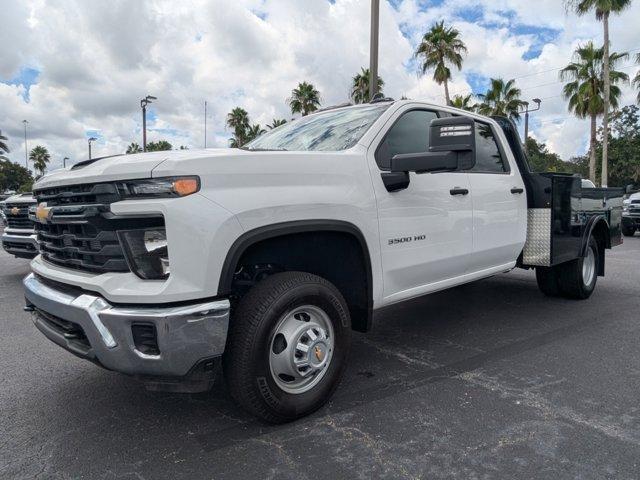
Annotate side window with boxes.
[375,110,438,169]
[471,122,508,173]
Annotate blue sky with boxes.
[1,0,639,171]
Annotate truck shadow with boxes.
[34,270,607,463]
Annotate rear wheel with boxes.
[621,223,636,237]
[224,271,351,423]
[557,236,599,299]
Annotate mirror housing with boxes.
[389,117,476,175]
[626,184,635,194]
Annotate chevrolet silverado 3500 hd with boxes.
[23,100,623,423]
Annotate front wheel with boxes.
[224,271,351,423]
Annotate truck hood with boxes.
[32,149,253,191]
[33,151,175,190]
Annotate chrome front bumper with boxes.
[23,273,230,378]
[1,230,38,259]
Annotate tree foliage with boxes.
[126,142,142,154]
[29,145,50,177]
[227,107,251,147]
[450,94,476,112]
[289,82,321,116]
[415,21,467,105]
[351,68,384,104]
[477,78,527,121]
[525,138,584,174]
[598,105,640,187]
[0,130,9,160]
[0,160,33,192]
[267,119,287,130]
[146,140,173,151]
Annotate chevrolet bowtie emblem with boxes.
[314,345,323,362]
[10,207,20,216]
[35,202,53,223]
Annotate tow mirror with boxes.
[389,117,476,175]
[626,184,634,194]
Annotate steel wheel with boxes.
[582,245,596,286]
[269,305,335,395]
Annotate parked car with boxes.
[1,192,38,258]
[622,191,640,237]
[23,100,623,423]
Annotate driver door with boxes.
[368,107,474,305]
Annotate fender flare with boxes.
[580,214,610,257]
[217,220,373,318]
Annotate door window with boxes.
[375,110,438,169]
[471,122,508,173]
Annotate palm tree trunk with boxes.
[589,114,597,183]
[443,79,451,106]
[601,11,610,188]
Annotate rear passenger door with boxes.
[465,121,527,273]
[369,107,474,305]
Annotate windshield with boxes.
[244,104,390,152]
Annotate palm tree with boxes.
[126,142,142,154]
[565,0,632,187]
[560,42,629,183]
[29,145,50,177]
[267,119,287,130]
[246,124,266,143]
[477,78,527,122]
[146,140,172,151]
[0,130,9,160]
[633,53,640,105]
[351,67,384,104]
[289,82,321,116]
[415,21,467,105]
[227,107,250,147]
[450,94,476,112]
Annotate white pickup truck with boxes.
[23,100,623,423]
[1,192,38,259]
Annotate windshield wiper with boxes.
[240,147,288,152]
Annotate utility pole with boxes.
[63,156,69,168]
[523,98,542,143]
[204,101,207,148]
[88,137,97,160]
[140,95,157,152]
[22,120,28,170]
[369,0,380,102]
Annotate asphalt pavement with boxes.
[1,231,640,479]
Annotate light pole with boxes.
[523,98,542,142]
[204,100,208,148]
[63,156,69,168]
[22,120,28,170]
[140,95,157,152]
[88,137,97,160]
[369,0,380,102]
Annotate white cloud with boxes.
[0,0,639,173]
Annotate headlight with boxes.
[118,228,170,280]
[117,176,200,199]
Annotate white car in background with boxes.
[1,193,39,258]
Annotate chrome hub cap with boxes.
[269,305,334,394]
[582,246,596,285]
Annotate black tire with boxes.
[535,266,561,296]
[621,223,636,237]
[223,271,351,423]
[557,236,599,299]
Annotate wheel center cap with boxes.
[309,341,328,367]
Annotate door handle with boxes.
[450,188,469,196]
[510,187,524,194]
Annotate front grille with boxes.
[2,241,36,251]
[36,307,91,351]
[2,203,34,229]
[34,183,164,273]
